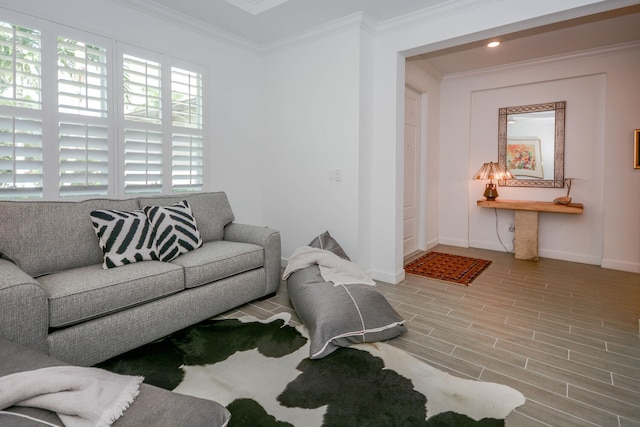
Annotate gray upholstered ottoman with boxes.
[0,338,230,427]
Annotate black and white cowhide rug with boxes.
[97,313,525,426]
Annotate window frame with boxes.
[0,12,45,199]
[0,11,206,201]
[117,43,205,198]
[54,26,114,198]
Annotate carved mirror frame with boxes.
[498,101,566,188]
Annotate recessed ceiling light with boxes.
[487,41,501,48]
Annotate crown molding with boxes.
[442,40,640,80]
[260,11,377,54]
[112,0,495,56]
[376,0,499,36]
[111,0,262,53]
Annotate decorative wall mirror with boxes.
[498,101,566,188]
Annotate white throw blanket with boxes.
[282,246,376,286]
[0,366,143,427]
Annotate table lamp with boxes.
[473,161,513,200]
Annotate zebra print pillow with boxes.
[144,200,203,262]
[90,209,158,269]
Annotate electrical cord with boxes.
[494,208,514,253]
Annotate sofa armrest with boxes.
[224,223,281,294]
[0,258,48,353]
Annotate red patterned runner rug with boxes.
[404,251,491,286]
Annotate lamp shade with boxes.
[473,162,513,181]
[473,161,512,200]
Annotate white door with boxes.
[404,87,421,256]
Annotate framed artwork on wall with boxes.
[634,129,640,169]
[506,137,543,178]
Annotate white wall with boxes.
[262,28,364,261]
[0,0,266,224]
[441,46,640,272]
[369,0,639,282]
[4,0,637,276]
[451,69,607,264]
[413,44,640,273]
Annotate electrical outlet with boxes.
[508,224,515,232]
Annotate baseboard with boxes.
[437,238,470,248]
[601,258,640,274]
[538,249,600,266]
[469,240,512,253]
[423,238,439,251]
[369,268,405,285]
[471,240,640,273]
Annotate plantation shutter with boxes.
[171,67,202,192]
[0,22,43,198]
[57,38,109,197]
[123,54,162,194]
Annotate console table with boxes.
[477,199,584,261]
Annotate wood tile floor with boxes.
[225,245,640,426]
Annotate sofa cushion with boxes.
[137,192,234,243]
[90,208,158,268]
[144,200,203,262]
[37,261,185,328]
[0,198,139,277]
[171,240,264,288]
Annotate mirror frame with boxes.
[498,101,566,188]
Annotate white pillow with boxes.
[90,209,158,269]
[144,200,203,262]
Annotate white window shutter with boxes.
[0,115,43,197]
[0,15,206,200]
[123,127,163,194]
[123,54,164,194]
[57,37,109,197]
[58,121,109,196]
[171,66,203,192]
[0,22,43,198]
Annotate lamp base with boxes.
[484,183,499,200]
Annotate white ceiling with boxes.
[130,0,640,75]
[136,0,449,45]
[411,5,640,75]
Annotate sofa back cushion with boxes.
[0,198,139,277]
[137,192,234,243]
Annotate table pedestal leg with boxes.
[514,210,539,261]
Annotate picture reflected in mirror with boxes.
[498,101,565,188]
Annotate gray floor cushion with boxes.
[286,233,406,359]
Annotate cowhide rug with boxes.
[97,313,525,426]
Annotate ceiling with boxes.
[134,0,640,75]
[410,4,640,75]
[138,0,450,45]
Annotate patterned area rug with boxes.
[97,314,524,426]
[405,251,492,285]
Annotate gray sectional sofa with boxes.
[0,337,231,426]
[0,192,281,367]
